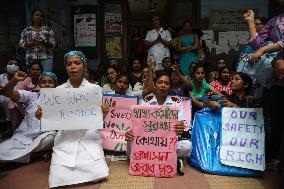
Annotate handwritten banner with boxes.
[129,105,178,178]
[100,95,138,151]
[220,107,265,171]
[40,87,103,131]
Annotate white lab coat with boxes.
[48,79,109,188]
[0,90,56,163]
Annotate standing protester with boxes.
[177,20,199,76]
[145,16,172,73]
[19,9,56,72]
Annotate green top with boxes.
[192,80,211,99]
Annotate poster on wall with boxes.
[106,37,122,58]
[105,12,122,35]
[209,9,254,30]
[74,14,96,47]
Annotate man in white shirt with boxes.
[145,16,172,72]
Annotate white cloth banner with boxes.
[40,87,103,131]
[220,107,265,171]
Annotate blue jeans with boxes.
[26,58,53,72]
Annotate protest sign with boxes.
[129,105,178,177]
[220,107,265,171]
[177,96,191,131]
[40,87,103,131]
[100,94,138,151]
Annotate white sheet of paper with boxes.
[220,107,265,171]
[40,87,103,131]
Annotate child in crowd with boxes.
[0,71,57,163]
[36,51,109,188]
[125,72,192,175]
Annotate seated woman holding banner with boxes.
[124,72,192,175]
[221,72,259,108]
[0,71,57,163]
[36,51,109,188]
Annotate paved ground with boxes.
[0,158,283,189]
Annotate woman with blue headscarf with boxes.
[36,50,109,188]
[0,71,57,163]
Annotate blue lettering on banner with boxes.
[57,107,97,120]
[43,93,61,106]
[225,150,264,166]
[66,91,89,105]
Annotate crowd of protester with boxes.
[0,1,284,187]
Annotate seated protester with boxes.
[105,73,132,96]
[84,66,98,85]
[154,56,174,77]
[209,66,232,96]
[6,61,44,135]
[132,59,155,97]
[21,61,43,92]
[0,57,29,139]
[0,71,57,163]
[129,58,143,88]
[36,51,109,188]
[184,62,198,82]
[221,72,259,108]
[189,64,222,111]
[0,57,21,122]
[169,66,192,97]
[208,70,219,83]
[125,72,192,175]
[102,65,132,94]
[215,58,226,71]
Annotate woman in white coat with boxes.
[0,71,57,163]
[36,51,109,188]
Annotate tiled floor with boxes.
[0,159,283,189]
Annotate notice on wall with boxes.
[129,105,179,177]
[209,9,249,30]
[100,95,138,152]
[74,14,96,47]
[40,87,103,131]
[106,37,122,58]
[220,107,265,171]
[105,12,122,35]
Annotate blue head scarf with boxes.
[39,72,58,85]
[64,50,87,65]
